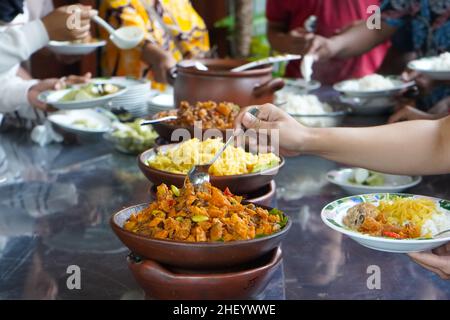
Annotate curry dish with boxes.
[157,101,240,129]
[123,181,288,242]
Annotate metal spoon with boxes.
[140,115,177,126]
[432,229,450,238]
[187,134,237,189]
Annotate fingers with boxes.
[408,251,450,279]
[387,108,408,123]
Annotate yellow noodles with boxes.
[148,138,280,176]
[378,198,436,231]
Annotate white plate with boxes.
[147,93,174,109]
[47,40,106,55]
[408,59,450,80]
[334,76,415,98]
[38,84,127,110]
[283,78,321,92]
[321,193,450,253]
[48,109,113,137]
[327,168,422,195]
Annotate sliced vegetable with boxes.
[191,215,209,223]
[171,185,180,197]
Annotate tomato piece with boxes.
[382,231,403,239]
[223,187,233,197]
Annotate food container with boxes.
[127,247,282,300]
[170,59,285,108]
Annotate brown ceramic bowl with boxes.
[127,247,282,300]
[148,180,276,207]
[137,144,285,194]
[110,203,291,270]
[151,110,229,143]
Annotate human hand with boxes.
[402,70,435,95]
[388,105,435,123]
[304,34,337,60]
[141,43,177,84]
[27,72,91,111]
[41,5,97,42]
[409,243,450,280]
[234,104,305,157]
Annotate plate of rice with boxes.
[408,52,450,80]
[321,193,450,253]
[333,74,415,98]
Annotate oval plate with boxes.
[47,40,106,55]
[327,168,422,195]
[333,76,415,98]
[321,193,450,253]
[38,84,127,110]
[408,58,450,81]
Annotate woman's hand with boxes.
[27,72,91,111]
[41,5,96,42]
[388,105,436,123]
[409,243,450,280]
[234,104,306,156]
[141,43,177,84]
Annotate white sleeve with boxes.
[0,20,49,73]
[0,76,38,114]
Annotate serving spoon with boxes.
[91,15,144,49]
[187,134,238,189]
[140,115,178,126]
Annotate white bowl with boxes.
[47,40,106,55]
[408,58,450,80]
[48,108,113,138]
[338,95,395,115]
[326,168,422,195]
[38,84,127,110]
[321,193,450,253]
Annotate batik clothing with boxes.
[99,0,209,89]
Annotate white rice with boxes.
[277,93,334,127]
[340,74,396,91]
[421,208,450,237]
[424,52,450,71]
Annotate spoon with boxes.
[92,15,144,49]
[187,134,237,189]
[432,228,450,238]
[140,115,177,126]
[231,54,301,72]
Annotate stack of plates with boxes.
[93,77,151,117]
[147,87,175,116]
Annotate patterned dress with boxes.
[99,0,210,89]
[381,0,450,106]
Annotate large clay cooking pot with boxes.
[170,59,284,108]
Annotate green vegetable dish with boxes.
[348,168,385,186]
[59,83,120,102]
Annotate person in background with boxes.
[301,0,449,109]
[266,0,390,85]
[234,103,450,279]
[388,96,450,123]
[0,1,95,129]
[0,2,95,73]
[99,0,210,89]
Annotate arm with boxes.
[303,118,450,175]
[309,21,396,60]
[236,104,450,176]
[0,20,49,73]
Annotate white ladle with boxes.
[92,15,144,50]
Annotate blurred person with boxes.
[0,2,96,72]
[266,0,390,85]
[235,103,450,279]
[99,0,209,88]
[0,1,95,129]
[300,0,450,107]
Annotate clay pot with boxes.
[127,247,283,300]
[170,59,284,108]
[110,203,291,270]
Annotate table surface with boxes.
[0,114,449,300]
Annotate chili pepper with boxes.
[224,187,233,197]
[382,231,403,239]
